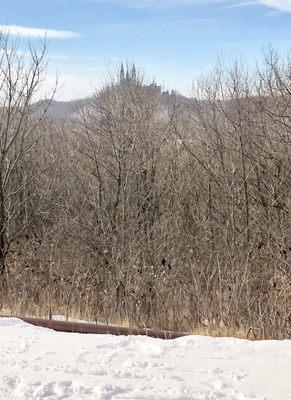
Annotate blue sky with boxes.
[1,0,290,100]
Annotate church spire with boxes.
[120,63,125,81]
[132,63,137,81]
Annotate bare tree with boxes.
[0,32,55,277]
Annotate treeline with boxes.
[0,34,290,338]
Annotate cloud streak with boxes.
[0,25,81,39]
[259,0,291,12]
[86,0,291,12]
[84,0,229,8]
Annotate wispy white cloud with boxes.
[223,1,258,9]
[0,25,81,39]
[86,0,291,12]
[259,0,291,12]
[84,0,228,8]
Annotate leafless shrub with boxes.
[1,50,290,339]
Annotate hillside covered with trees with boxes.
[0,34,290,339]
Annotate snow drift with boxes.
[0,317,290,400]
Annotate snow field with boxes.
[0,318,290,400]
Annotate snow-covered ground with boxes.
[0,318,290,400]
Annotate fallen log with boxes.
[0,315,188,340]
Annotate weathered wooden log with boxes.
[0,315,188,340]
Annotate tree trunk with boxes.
[0,174,6,276]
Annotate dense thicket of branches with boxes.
[0,36,290,339]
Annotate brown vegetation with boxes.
[0,35,290,339]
